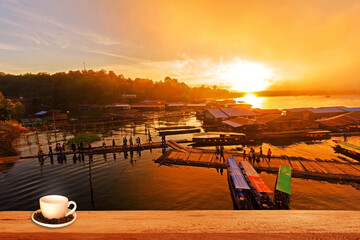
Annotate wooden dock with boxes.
[155,145,360,185]
[20,141,168,159]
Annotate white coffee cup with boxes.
[40,195,77,219]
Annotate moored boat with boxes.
[239,161,274,210]
[333,140,360,161]
[274,165,291,209]
[227,158,252,210]
[191,132,251,146]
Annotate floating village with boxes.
[13,96,360,211]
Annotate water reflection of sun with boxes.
[235,94,264,108]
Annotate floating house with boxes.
[256,114,318,132]
[285,107,346,121]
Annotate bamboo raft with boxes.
[155,147,360,185]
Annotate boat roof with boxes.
[276,165,291,195]
[240,161,272,193]
[193,132,246,136]
[228,158,250,190]
[334,140,360,152]
[306,130,331,134]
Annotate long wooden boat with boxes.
[191,132,251,146]
[239,161,274,210]
[252,130,331,141]
[333,140,360,161]
[158,128,201,136]
[227,158,252,210]
[274,165,291,209]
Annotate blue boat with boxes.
[227,158,252,210]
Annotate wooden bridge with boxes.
[155,142,360,185]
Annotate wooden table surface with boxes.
[0,210,360,239]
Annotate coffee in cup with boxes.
[39,195,77,219]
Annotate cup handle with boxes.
[66,201,77,216]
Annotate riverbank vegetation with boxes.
[0,70,237,109]
[66,132,101,147]
[0,92,24,121]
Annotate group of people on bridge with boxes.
[243,146,272,164]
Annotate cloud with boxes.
[0,42,21,51]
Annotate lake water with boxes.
[1,95,360,211]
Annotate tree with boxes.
[0,92,24,120]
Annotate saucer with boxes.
[31,209,77,228]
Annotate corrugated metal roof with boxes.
[308,108,345,113]
[35,111,47,116]
[316,112,360,127]
[207,109,228,118]
[228,158,250,190]
[340,107,360,112]
[284,108,314,112]
[222,120,242,128]
[220,107,259,117]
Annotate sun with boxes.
[220,59,274,92]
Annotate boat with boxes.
[239,161,274,210]
[252,130,331,141]
[304,130,331,140]
[227,158,253,210]
[274,165,291,209]
[191,132,251,146]
[158,128,201,136]
[332,140,360,161]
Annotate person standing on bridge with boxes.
[148,133,152,143]
[39,144,43,155]
[102,138,106,148]
[129,135,133,146]
[220,146,225,163]
[215,146,220,159]
[48,144,53,155]
[112,139,115,147]
[62,143,66,152]
[123,136,127,147]
[136,136,141,147]
[267,148,272,162]
[259,146,264,161]
[162,134,166,144]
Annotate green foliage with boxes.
[0,92,24,120]
[0,70,236,109]
[66,132,101,147]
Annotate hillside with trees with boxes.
[0,70,237,109]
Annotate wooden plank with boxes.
[334,164,360,176]
[289,160,305,172]
[1,211,360,239]
[300,161,319,173]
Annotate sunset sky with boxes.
[0,0,359,92]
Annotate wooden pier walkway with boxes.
[20,141,168,159]
[155,148,360,185]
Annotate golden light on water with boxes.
[219,59,274,92]
[235,94,264,108]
